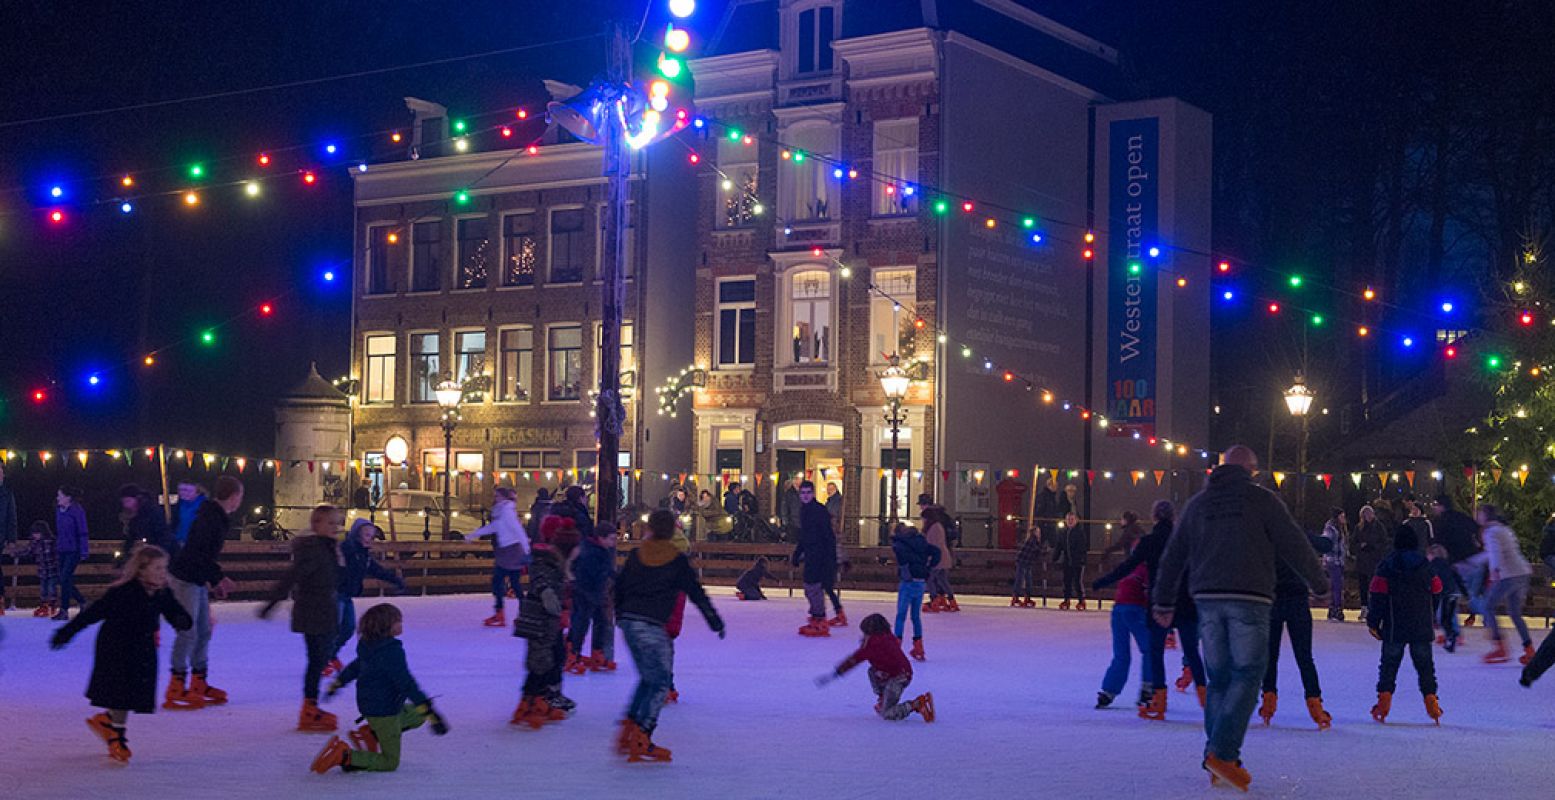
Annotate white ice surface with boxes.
[0,590,1549,799]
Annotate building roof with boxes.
[283,363,350,405]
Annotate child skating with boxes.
[23,520,60,617]
[50,545,192,763]
[312,603,448,773]
[566,518,618,673]
[327,519,406,676]
[1367,525,1444,724]
[891,523,940,661]
[735,555,773,600]
[1010,523,1042,607]
[1090,537,1155,712]
[511,516,579,727]
[259,504,342,732]
[814,613,934,722]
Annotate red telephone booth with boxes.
[995,478,1027,549]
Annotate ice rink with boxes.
[1,590,1549,799]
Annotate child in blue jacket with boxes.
[313,603,447,773]
[567,523,618,673]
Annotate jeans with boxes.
[895,580,926,640]
[303,633,333,700]
[40,576,58,602]
[492,567,524,612]
[803,582,826,618]
[57,550,86,611]
[1151,613,1206,690]
[568,593,614,659]
[823,576,844,616]
[620,618,674,734]
[869,669,916,720]
[1062,560,1085,602]
[1483,574,1532,646]
[1455,555,1488,611]
[170,578,212,674]
[1012,563,1034,597]
[1196,599,1272,763]
[1325,562,1345,614]
[332,595,356,659]
[928,567,954,600]
[1377,641,1437,695]
[349,705,425,772]
[1435,592,1461,641]
[1102,604,1155,696]
[1263,595,1322,697]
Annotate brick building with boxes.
[686,1,1212,544]
[346,99,695,522]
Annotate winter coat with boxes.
[262,534,340,636]
[614,539,724,633]
[170,495,205,550]
[549,498,594,539]
[571,538,616,605]
[123,497,172,554]
[169,501,230,588]
[528,497,553,532]
[1274,533,1331,600]
[337,531,405,598]
[337,637,429,718]
[1434,508,1481,563]
[790,501,838,584]
[779,486,803,531]
[924,517,954,571]
[722,490,741,516]
[1483,522,1532,580]
[735,560,772,597]
[1016,530,1044,566]
[1061,522,1088,568]
[513,548,565,640]
[0,483,16,545]
[471,499,531,571]
[53,581,191,713]
[1096,519,1196,614]
[27,536,59,580]
[55,502,90,554]
[1367,549,1441,644]
[1428,555,1464,598]
[1104,521,1145,558]
[694,500,731,539]
[1404,516,1433,555]
[1092,529,1149,606]
[1349,519,1389,577]
[1153,464,1326,609]
[891,530,941,581]
[1321,520,1347,567]
[836,631,913,681]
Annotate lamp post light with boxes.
[1284,375,1315,516]
[878,355,922,533]
[434,376,464,538]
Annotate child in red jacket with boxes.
[815,613,934,722]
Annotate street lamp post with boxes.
[879,356,912,528]
[434,377,464,539]
[1284,375,1314,517]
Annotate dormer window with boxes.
[796,4,836,75]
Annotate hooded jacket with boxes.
[571,536,616,604]
[170,500,230,587]
[791,500,838,584]
[261,533,340,636]
[1368,547,1441,644]
[1152,464,1326,609]
[338,520,406,598]
[56,501,90,555]
[471,499,531,571]
[337,636,429,718]
[891,529,941,581]
[614,538,723,633]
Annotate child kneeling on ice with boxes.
[815,613,934,722]
[735,556,773,600]
[313,603,448,773]
[1367,525,1444,724]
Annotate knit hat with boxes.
[543,517,581,554]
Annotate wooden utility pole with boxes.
[594,19,631,532]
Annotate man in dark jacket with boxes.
[790,481,838,634]
[120,484,172,559]
[0,464,16,612]
[1366,525,1442,723]
[166,476,242,709]
[1151,446,1326,791]
[1431,493,1485,620]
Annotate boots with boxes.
[910,638,925,661]
[1022,597,1036,608]
[191,670,227,705]
[1306,697,1332,730]
[799,617,832,637]
[565,652,590,675]
[828,611,849,627]
[298,699,338,732]
[627,726,673,763]
[945,598,960,612]
[1095,691,1115,709]
[1175,666,1194,692]
[616,719,640,755]
[912,692,936,722]
[1010,597,1022,608]
[32,603,50,617]
[1058,600,1071,611]
[1484,641,1510,664]
[348,723,379,753]
[162,672,204,710]
[923,597,942,613]
[521,696,567,729]
[590,650,617,672]
[1076,599,1088,611]
[1257,691,1277,725]
[510,697,532,726]
[483,610,506,628]
[1203,755,1251,792]
[310,736,350,773]
[1424,693,1443,724]
[1370,691,1392,723]
[1520,644,1537,666]
[1196,685,1207,708]
[1139,688,1167,721]
[86,713,131,762]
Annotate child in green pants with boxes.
[311,603,447,773]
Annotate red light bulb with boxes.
[1445,346,1458,359]
[1217,260,1231,273]
[302,171,317,185]
[1267,302,1281,314]
[49,209,64,224]
[260,303,274,316]
[961,201,974,213]
[258,153,271,166]
[1003,371,1014,383]
[527,145,539,155]
[32,389,46,403]
[516,109,528,119]
[689,153,700,164]
[1521,311,1534,326]
[1082,248,1094,260]
[501,126,513,138]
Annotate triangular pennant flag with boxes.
[76,451,88,468]
[754,473,763,486]
[307,460,316,473]
[1085,470,1095,484]
[1464,466,1476,480]
[1131,471,1143,486]
[185,451,194,468]
[1404,470,1415,487]
[1518,470,1530,487]
[1376,471,1388,487]
[677,473,686,485]
[1491,468,1503,483]
[1350,472,1363,488]
[203,453,216,469]
[1152,470,1166,486]
[1320,474,1333,490]
[633,469,642,480]
[1049,468,1060,484]
[1273,472,1286,488]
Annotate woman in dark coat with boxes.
[51,544,191,762]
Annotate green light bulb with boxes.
[1288,275,1303,288]
[200,330,215,345]
[934,200,948,215]
[1022,217,1036,229]
[1310,314,1324,326]
[453,119,467,133]
[189,164,204,179]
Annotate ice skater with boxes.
[1090,526,1155,713]
[1426,544,1464,652]
[511,516,579,727]
[1257,528,1334,729]
[165,475,241,711]
[891,522,940,661]
[921,501,958,612]
[471,486,531,628]
[1366,525,1444,724]
[50,545,192,763]
[1010,522,1042,607]
[814,613,934,722]
[613,509,724,762]
[259,504,342,732]
[1058,512,1088,610]
[326,519,406,676]
[1476,504,1534,665]
[18,520,60,618]
[567,518,618,673]
[312,603,448,774]
[735,555,773,600]
[791,480,842,635]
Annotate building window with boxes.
[783,123,835,222]
[774,422,844,442]
[363,334,396,404]
[409,332,440,403]
[367,226,403,295]
[499,450,565,471]
[717,137,760,228]
[454,331,486,384]
[548,324,583,401]
[502,213,537,287]
[497,327,533,402]
[1436,329,1469,344]
[873,119,919,216]
[717,278,757,367]
[456,217,490,289]
[549,208,586,284]
[787,270,832,364]
[595,321,636,388]
[869,268,917,362]
[714,427,745,478]
[796,5,836,75]
[410,220,443,293]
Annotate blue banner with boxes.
[1106,117,1159,437]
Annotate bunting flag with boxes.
[1350,472,1363,488]
[1320,473,1333,490]
[1464,466,1476,480]
[1085,470,1095,485]
[1404,470,1415,487]
[1152,470,1166,486]
[184,451,194,468]
[1376,471,1389,487]
[307,461,316,473]
[1273,472,1286,488]
[1131,470,1143,486]
[1518,469,1530,487]
[1490,468,1503,483]
[1049,468,1060,484]
[76,451,88,468]
[203,453,216,469]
